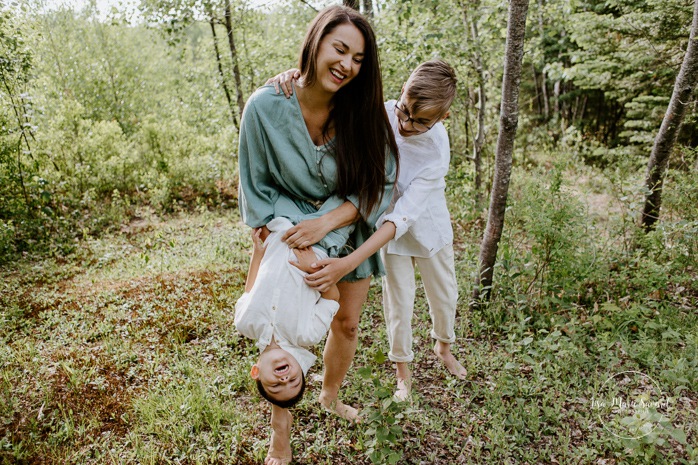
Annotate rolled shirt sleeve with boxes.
[379,169,446,240]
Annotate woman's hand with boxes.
[282,217,330,249]
[264,68,301,98]
[302,257,353,293]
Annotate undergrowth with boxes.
[1,149,697,464]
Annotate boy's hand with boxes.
[264,68,300,98]
[302,257,353,293]
[290,247,317,273]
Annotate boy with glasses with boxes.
[268,59,465,401]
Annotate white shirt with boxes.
[234,217,340,374]
[378,100,454,258]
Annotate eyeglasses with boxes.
[394,99,435,133]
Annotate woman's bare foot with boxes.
[319,391,360,423]
[266,406,292,465]
[434,341,467,379]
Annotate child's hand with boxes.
[290,247,317,273]
[264,68,300,98]
[251,228,266,256]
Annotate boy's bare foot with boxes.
[434,341,467,379]
[319,392,360,423]
[266,407,292,465]
[394,362,412,401]
[394,376,411,401]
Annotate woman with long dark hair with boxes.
[237,5,397,463]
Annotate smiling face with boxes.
[313,23,365,95]
[395,92,447,138]
[251,347,304,402]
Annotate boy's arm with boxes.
[291,247,341,301]
[381,173,445,242]
[300,221,397,293]
[244,229,266,292]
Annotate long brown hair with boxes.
[298,5,398,218]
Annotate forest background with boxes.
[1,0,697,463]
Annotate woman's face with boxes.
[314,23,365,94]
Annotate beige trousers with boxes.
[380,244,458,363]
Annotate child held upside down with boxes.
[234,217,340,465]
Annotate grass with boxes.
[1,161,697,464]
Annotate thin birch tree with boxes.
[472,0,530,304]
[460,0,488,207]
[641,0,698,231]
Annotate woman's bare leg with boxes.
[319,277,371,422]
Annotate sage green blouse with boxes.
[238,85,396,281]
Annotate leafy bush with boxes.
[496,164,605,311]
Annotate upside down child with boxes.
[234,217,340,465]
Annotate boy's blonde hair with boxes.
[403,59,457,117]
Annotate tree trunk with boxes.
[344,0,359,10]
[223,0,245,121]
[472,0,530,304]
[361,0,373,16]
[537,0,549,120]
[209,16,238,127]
[641,0,698,231]
[461,0,487,208]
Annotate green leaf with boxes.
[667,427,687,445]
[373,350,386,364]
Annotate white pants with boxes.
[380,244,458,363]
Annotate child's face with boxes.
[394,92,447,138]
[251,347,304,402]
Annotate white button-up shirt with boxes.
[234,217,340,374]
[378,100,454,258]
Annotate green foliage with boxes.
[495,163,603,311]
[358,364,408,465]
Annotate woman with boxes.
[238,4,398,431]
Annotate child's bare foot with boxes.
[319,391,360,423]
[266,407,292,465]
[394,376,411,401]
[434,341,467,379]
[394,362,412,401]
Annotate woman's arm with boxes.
[282,200,360,248]
[238,94,280,228]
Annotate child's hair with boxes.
[255,372,306,409]
[403,59,457,118]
